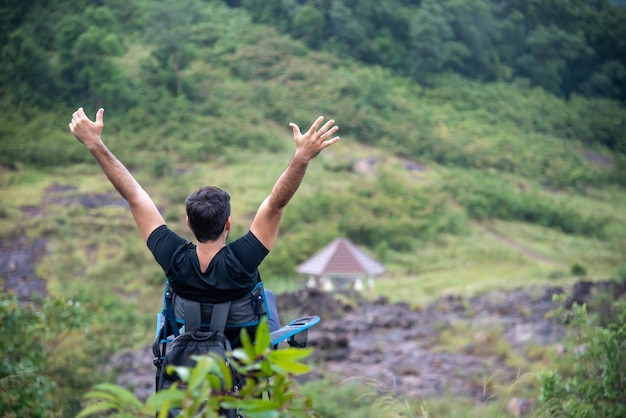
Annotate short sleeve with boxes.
[228,231,269,273]
[147,225,188,272]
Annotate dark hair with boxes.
[185,186,231,242]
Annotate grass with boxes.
[379,243,558,307]
[3,142,624,310]
[300,375,529,418]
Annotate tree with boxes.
[0,25,56,105]
[442,0,502,81]
[140,0,211,97]
[407,0,469,87]
[55,6,126,106]
[516,25,593,96]
[0,0,34,46]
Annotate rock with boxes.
[507,398,532,417]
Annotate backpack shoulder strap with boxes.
[181,297,202,333]
[210,301,232,333]
[183,298,232,334]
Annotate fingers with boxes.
[70,107,86,128]
[95,108,104,126]
[299,117,337,137]
[289,122,302,137]
[292,116,340,145]
[318,118,335,134]
[307,116,325,134]
[69,107,104,127]
[315,118,339,148]
[323,135,341,147]
[69,107,105,141]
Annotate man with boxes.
[69,107,339,343]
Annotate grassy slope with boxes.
[2,139,623,321]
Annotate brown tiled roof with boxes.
[295,238,385,277]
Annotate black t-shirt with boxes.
[147,225,269,303]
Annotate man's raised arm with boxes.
[69,107,165,242]
[250,116,340,250]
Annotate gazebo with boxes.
[295,237,385,293]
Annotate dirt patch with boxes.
[1,183,128,301]
[483,226,564,266]
[0,233,47,301]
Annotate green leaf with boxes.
[89,383,143,410]
[268,348,313,362]
[146,389,186,411]
[215,355,233,389]
[83,390,119,403]
[267,348,313,374]
[233,398,281,413]
[169,365,190,382]
[254,317,271,357]
[269,358,311,375]
[240,323,257,361]
[188,356,213,390]
[231,347,252,363]
[76,401,121,418]
[206,373,223,391]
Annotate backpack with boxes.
[152,281,269,417]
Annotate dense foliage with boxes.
[538,296,626,417]
[1,0,625,161]
[234,0,626,104]
[0,293,112,417]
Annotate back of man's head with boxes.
[185,186,231,242]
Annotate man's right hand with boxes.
[69,107,105,148]
[289,116,340,162]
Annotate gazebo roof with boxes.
[295,238,385,277]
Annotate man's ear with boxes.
[185,216,191,230]
[224,217,231,232]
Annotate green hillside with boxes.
[1,0,625,416]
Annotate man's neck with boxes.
[196,240,224,272]
[195,230,228,271]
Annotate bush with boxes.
[537,297,626,417]
[445,171,609,238]
[0,293,93,417]
[570,263,587,277]
[0,295,54,418]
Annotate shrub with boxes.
[0,293,93,417]
[537,297,626,417]
[445,171,609,238]
[570,263,587,277]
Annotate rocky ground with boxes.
[106,279,625,409]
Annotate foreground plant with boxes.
[78,319,315,418]
[537,295,626,418]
